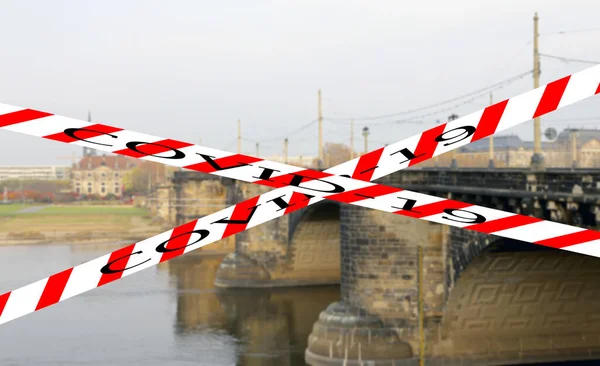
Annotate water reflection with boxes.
[168,253,340,366]
[3,243,600,365]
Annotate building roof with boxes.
[459,131,578,153]
[552,128,600,149]
[75,155,139,170]
[460,135,528,152]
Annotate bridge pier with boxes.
[306,204,448,365]
[215,190,342,288]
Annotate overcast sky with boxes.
[0,0,599,165]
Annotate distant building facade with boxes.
[0,166,71,181]
[418,128,600,168]
[71,156,138,197]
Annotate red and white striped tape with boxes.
[0,67,598,190]
[1,183,599,325]
[0,65,600,325]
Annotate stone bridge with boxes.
[165,168,600,365]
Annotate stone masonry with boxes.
[166,168,600,365]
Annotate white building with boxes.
[0,166,71,181]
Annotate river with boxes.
[0,244,339,366]
[3,243,600,366]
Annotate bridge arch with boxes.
[286,201,341,282]
[447,226,503,292]
[436,242,600,364]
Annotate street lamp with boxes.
[362,127,370,154]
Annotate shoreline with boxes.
[0,233,166,248]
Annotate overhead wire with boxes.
[545,117,600,122]
[361,87,501,126]
[244,119,317,143]
[540,28,600,36]
[223,138,237,151]
[539,53,600,65]
[323,70,533,121]
[324,118,423,125]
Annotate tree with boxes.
[323,142,353,167]
[122,167,150,194]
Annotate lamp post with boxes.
[489,93,495,169]
[448,114,459,168]
[362,126,370,154]
[531,12,545,169]
[571,130,579,168]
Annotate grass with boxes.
[26,205,149,216]
[0,203,33,215]
[0,216,133,232]
[0,204,155,238]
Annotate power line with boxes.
[324,70,533,121]
[539,53,600,65]
[223,139,237,151]
[545,121,600,129]
[324,118,423,125]
[288,133,318,144]
[362,89,501,126]
[540,28,600,36]
[545,117,600,122]
[244,119,317,143]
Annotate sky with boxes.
[0,0,599,165]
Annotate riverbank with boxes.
[0,204,170,246]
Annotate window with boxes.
[114,185,120,193]
[115,172,119,177]
[76,188,80,194]
[101,187,106,193]
[87,172,92,178]
[87,187,92,193]
[101,172,106,178]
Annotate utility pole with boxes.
[489,93,495,168]
[362,127,370,154]
[283,138,289,164]
[571,130,578,168]
[318,89,323,165]
[255,142,259,158]
[418,245,425,366]
[350,119,355,159]
[448,114,459,168]
[237,119,241,154]
[531,12,544,169]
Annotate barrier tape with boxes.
[0,67,598,210]
[1,65,600,325]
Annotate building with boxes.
[71,156,138,197]
[82,111,98,158]
[416,128,600,168]
[550,128,600,167]
[0,166,71,181]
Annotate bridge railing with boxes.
[379,168,600,198]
